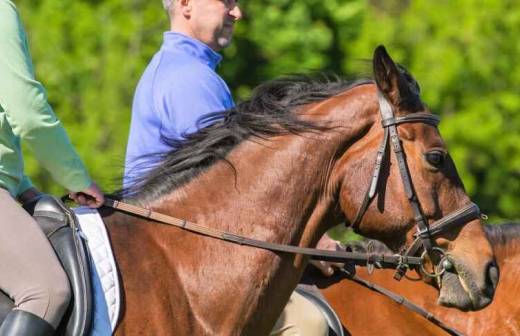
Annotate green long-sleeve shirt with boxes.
[0,0,91,198]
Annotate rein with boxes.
[102,197,422,268]
[101,198,478,271]
[338,267,465,336]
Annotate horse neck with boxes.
[492,238,520,279]
[113,84,379,334]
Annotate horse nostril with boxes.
[485,260,499,295]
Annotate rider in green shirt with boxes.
[0,1,104,334]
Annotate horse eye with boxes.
[424,151,446,167]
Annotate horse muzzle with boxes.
[437,256,498,311]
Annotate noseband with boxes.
[350,92,481,280]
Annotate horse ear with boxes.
[373,45,420,110]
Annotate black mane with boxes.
[122,75,372,203]
[484,222,520,246]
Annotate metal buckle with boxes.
[420,247,448,278]
[393,255,409,281]
[396,255,409,272]
[366,241,383,274]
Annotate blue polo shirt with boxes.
[124,32,234,186]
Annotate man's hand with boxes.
[310,234,344,276]
[17,187,42,205]
[69,182,105,208]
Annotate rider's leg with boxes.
[0,188,71,331]
[270,290,328,336]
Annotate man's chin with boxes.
[217,36,233,49]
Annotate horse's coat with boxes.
[315,223,520,335]
[100,47,496,335]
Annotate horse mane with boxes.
[122,74,372,203]
[484,222,520,246]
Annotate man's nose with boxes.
[230,5,242,20]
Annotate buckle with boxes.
[420,247,449,278]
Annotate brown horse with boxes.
[100,46,496,335]
[314,223,520,336]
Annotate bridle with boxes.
[94,90,482,279]
[350,91,482,280]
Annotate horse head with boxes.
[331,46,497,311]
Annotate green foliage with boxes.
[18,0,167,192]
[15,0,520,223]
[344,0,520,221]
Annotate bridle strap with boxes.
[351,95,440,245]
[349,92,480,280]
[102,198,422,268]
[350,126,389,228]
[382,114,441,127]
[384,101,436,256]
[402,202,481,264]
[423,202,481,237]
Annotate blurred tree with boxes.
[345,0,520,221]
[17,0,167,191]
[222,0,365,98]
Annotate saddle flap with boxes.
[31,196,93,336]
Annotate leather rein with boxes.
[338,267,464,336]
[102,197,421,268]
[99,91,481,275]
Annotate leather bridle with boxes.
[350,91,482,280]
[93,90,482,279]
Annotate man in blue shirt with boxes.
[124,1,235,184]
[125,1,336,335]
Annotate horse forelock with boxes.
[121,75,373,203]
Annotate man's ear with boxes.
[179,0,192,17]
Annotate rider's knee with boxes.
[296,297,328,336]
[19,267,72,320]
[45,268,72,317]
[15,268,70,318]
[271,291,328,336]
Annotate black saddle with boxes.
[0,195,93,336]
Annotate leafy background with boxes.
[16,0,520,231]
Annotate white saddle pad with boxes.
[74,207,121,331]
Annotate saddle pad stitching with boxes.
[73,207,121,331]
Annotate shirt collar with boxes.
[162,32,223,69]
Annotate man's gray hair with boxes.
[162,0,173,12]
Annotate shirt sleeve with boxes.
[157,65,235,139]
[17,174,33,195]
[0,0,91,192]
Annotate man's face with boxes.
[190,0,242,51]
